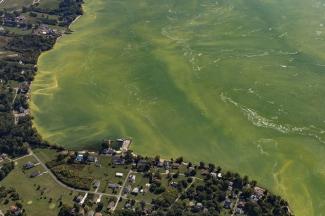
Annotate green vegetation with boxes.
[0,155,77,216]
[0,0,317,215]
[30,1,325,215]
[0,0,83,157]
[42,149,292,216]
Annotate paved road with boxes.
[112,170,132,211]
[11,153,32,162]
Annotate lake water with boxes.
[31,0,325,215]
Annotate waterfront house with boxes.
[102,148,115,155]
[75,154,84,163]
[137,160,150,172]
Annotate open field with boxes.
[0,0,34,10]
[0,0,59,10]
[0,155,78,216]
[30,0,325,215]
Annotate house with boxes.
[131,187,139,195]
[196,202,203,209]
[237,201,245,208]
[9,205,22,215]
[157,160,164,167]
[210,172,217,178]
[163,160,171,169]
[30,171,40,178]
[112,156,125,165]
[15,15,25,23]
[87,156,98,163]
[254,186,265,198]
[23,162,34,169]
[251,194,259,202]
[108,183,119,189]
[170,181,178,188]
[171,163,180,169]
[102,148,115,155]
[93,180,100,188]
[137,160,150,172]
[129,175,136,183]
[201,170,210,176]
[75,195,83,203]
[236,207,244,214]
[75,154,84,162]
[125,203,132,209]
[123,185,131,194]
[111,139,124,150]
[115,172,124,177]
[107,201,115,209]
[224,199,232,209]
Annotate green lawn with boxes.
[0,0,34,10]
[33,148,59,163]
[0,156,78,216]
[37,0,61,10]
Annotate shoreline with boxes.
[24,2,295,215]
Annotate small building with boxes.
[157,160,164,167]
[236,207,244,215]
[123,185,131,194]
[254,186,265,198]
[121,139,132,152]
[108,201,115,209]
[23,162,34,169]
[163,160,171,169]
[30,171,40,178]
[170,181,178,188]
[210,172,217,178]
[102,148,115,155]
[108,183,119,189]
[131,187,139,195]
[75,154,84,162]
[75,195,83,203]
[129,175,136,183]
[115,172,124,177]
[171,163,180,169]
[224,199,232,209]
[87,156,98,163]
[93,180,100,188]
[112,156,125,165]
[137,160,150,172]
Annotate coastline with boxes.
[23,2,294,215]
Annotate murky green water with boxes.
[31,0,325,215]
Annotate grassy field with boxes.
[0,155,78,216]
[0,0,34,10]
[0,0,59,11]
